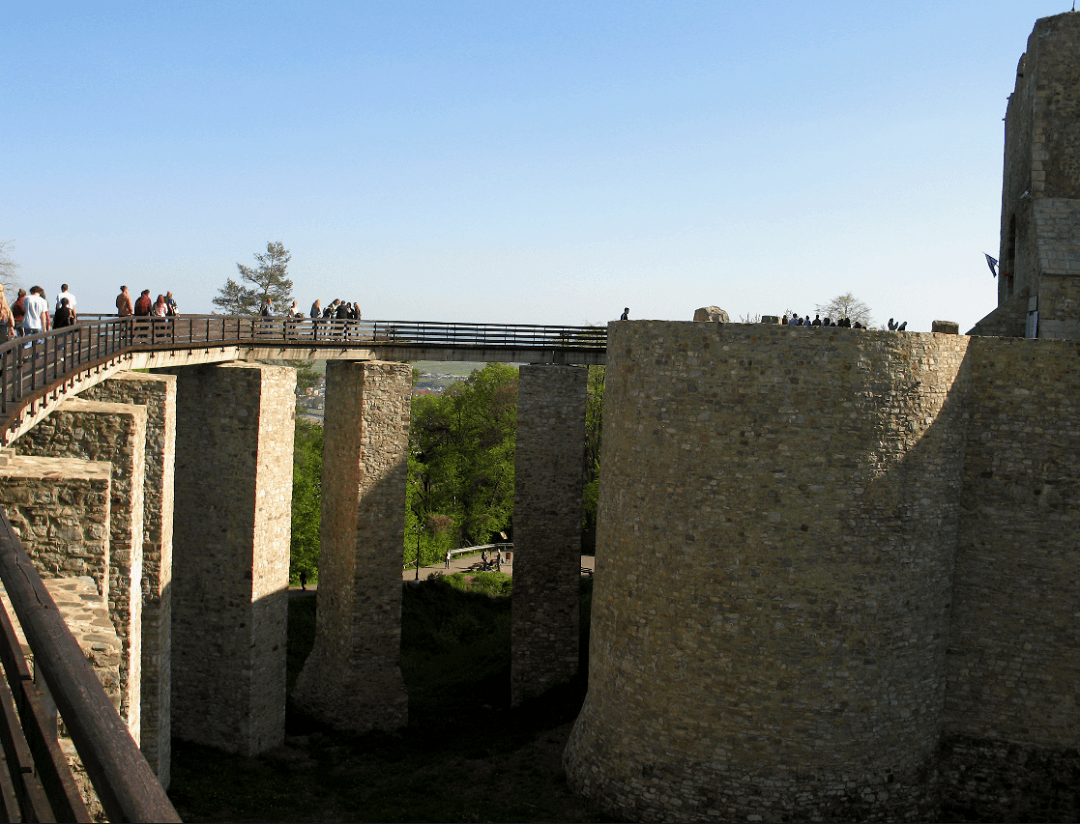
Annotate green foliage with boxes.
[290,418,323,584]
[214,241,294,315]
[406,363,519,565]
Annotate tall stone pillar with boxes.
[13,400,147,744]
[511,364,587,706]
[81,372,176,786]
[294,360,411,732]
[163,362,295,756]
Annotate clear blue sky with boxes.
[2,1,1072,330]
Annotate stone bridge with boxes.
[0,315,604,788]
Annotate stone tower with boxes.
[970,12,1080,338]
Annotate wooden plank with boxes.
[0,596,87,822]
[0,645,54,823]
[0,742,24,823]
[0,516,179,823]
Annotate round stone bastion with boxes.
[564,321,971,822]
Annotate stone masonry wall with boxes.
[81,372,176,786]
[293,360,411,733]
[0,456,111,595]
[565,321,972,822]
[511,364,587,706]
[14,400,146,745]
[940,335,1080,818]
[164,362,295,756]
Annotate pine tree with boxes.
[213,241,294,315]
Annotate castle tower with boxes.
[970,12,1080,339]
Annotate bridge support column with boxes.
[294,360,411,733]
[163,363,295,756]
[12,400,147,744]
[511,364,587,706]
[81,372,176,787]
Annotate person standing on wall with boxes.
[620,307,629,321]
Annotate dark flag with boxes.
[984,253,999,278]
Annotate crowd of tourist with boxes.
[781,313,908,330]
[115,286,178,318]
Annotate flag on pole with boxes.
[984,253,999,278]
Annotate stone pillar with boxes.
[293,360,411,732]
[511,364,587,706]
[162,362,295,756]
[81,372,176,786]
[564,322,970,822]
[13,400,147,745]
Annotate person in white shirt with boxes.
[23,286,49,334]
[55,284,76,318]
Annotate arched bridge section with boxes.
[0,315,606,447]
[0,314,598,782]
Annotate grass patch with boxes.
[169,575,612,823]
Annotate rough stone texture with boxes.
[564,321,1080,821]
[945,336,1080,747]
[163,362,295,756]
[931,320,960,334]
[293,360,411,732]
[511,365,587,706]
[0,457,111,595]
[971,12,1080,339]
[81,371,176,786]
[13,400,146,745]
[693,306,730,323]
[938,735,1080,822]
[565,321,970,822]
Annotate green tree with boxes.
[214,241,294,315]
[290,417,323,584]
[406,363,519,564]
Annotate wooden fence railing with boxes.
[0,511,180,822]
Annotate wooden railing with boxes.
[0,511,180,822]
[1,315,605,437]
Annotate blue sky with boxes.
[2,1,1071,330]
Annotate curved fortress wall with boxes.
[565,321,971,822]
